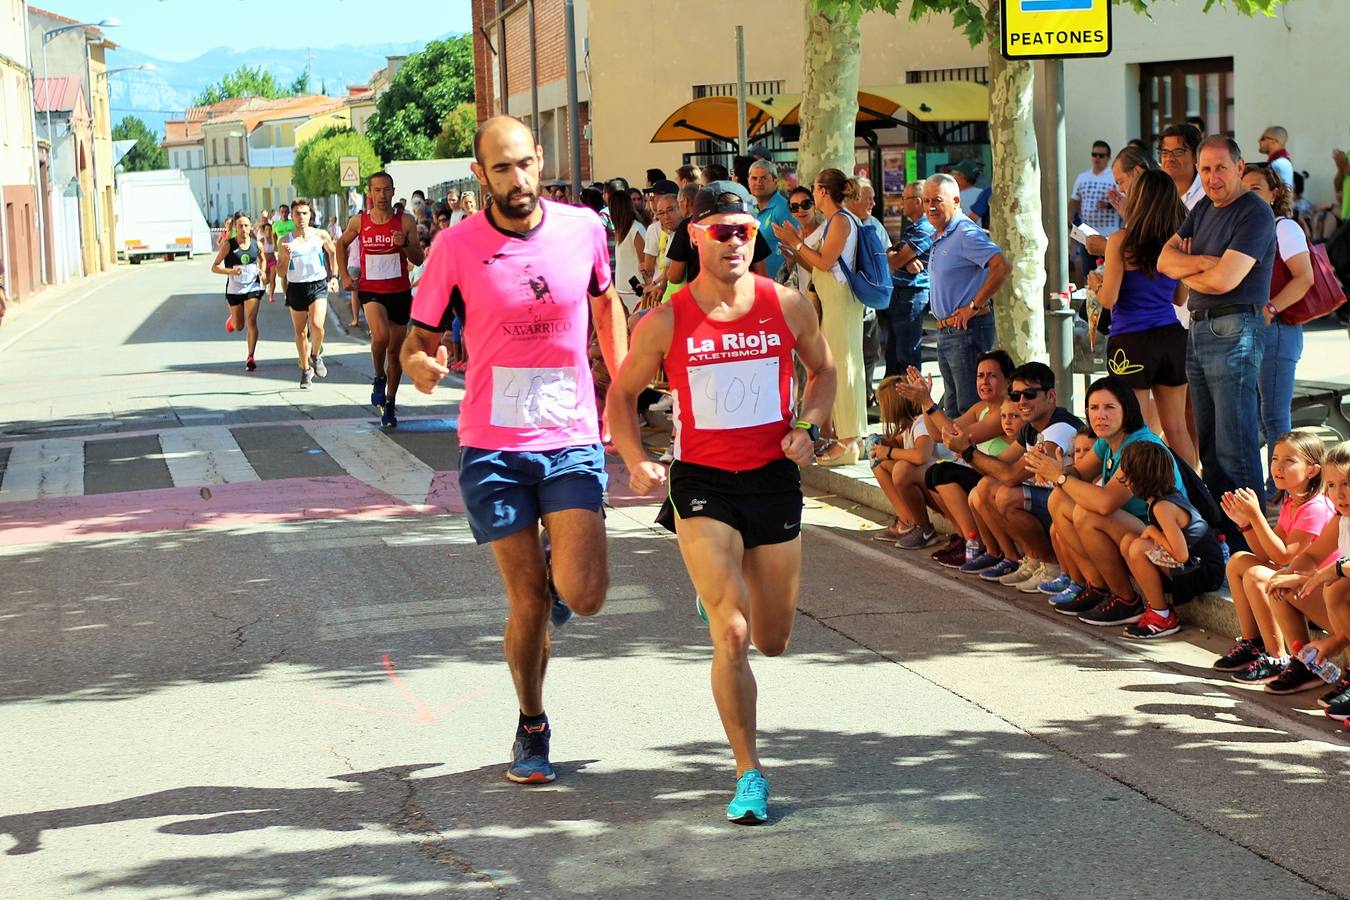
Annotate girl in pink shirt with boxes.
[1214,431,1337,693]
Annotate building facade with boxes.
[2,0,41,299]
[34,75,94,281]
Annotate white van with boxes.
[114,170,212,264]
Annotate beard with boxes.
[489,185,539,221]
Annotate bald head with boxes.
[473,115,537,166]
[471,115,543,224]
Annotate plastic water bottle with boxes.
[863,434,883,469]
[1218,533,1231,565]
[1292,641,1343,683]
[965,531,980,563]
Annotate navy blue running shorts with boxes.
[459,443,607,544]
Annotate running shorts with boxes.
[226,290,264,307]
[925,461,982,494]
[657,457,802,549]
[360,289,413,326]
[458,443,607,544]
[1104,323,1187,390]
[285,280,327,312]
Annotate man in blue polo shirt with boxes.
[748,159,793,280]
[923,172,1011,417]
[884,180,936,377]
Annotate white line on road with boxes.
[158,426,260,486]
[303,422,434,508]
[0,438,84,502]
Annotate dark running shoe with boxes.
[1318,680,1350,709]
[371,374,387,409]
[1123,606,1181,639]
[381,400,398,429]
[931,534,963,562]
[245,355,256,372]
[506,721,555,784]
[1213,636,1265,672]
[299,367,313,389]
[1265,658,1325,695]
[1326,695,1350,722]
[1054,586,1109,616]
[541,530,572,629]
[1078,594,1145,627]
[1231,655,1287,685]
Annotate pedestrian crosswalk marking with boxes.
[303,423,434,508]
[0,439,84,502]
[158,426,261,487]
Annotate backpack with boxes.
[822,209,892,310]
[1168,447,1224,539]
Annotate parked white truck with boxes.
[114,169,212,264]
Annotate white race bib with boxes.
[365,251,402,281]
[686,358,782,430]
[490,366,579,429]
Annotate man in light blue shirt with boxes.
[748,159,794,280]
[923,172,1011,416]
[885,180,936,377]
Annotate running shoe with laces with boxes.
[311,354,327,378]
[1077,594,1145,626]
[381,400,398,429]
[931,534,964,562]
[371,374,387,409]
[897,525,937,550]
[934,542,969,569]
[1326,694,1350,722]
[1038,572,1073,595]
[299,367,313,389]
[1016,562,1056,594]
[726,768,770,825]
[245,355,256,372]
[1054,585,1110,615]
[1231,655,1287,684]
[1318,679,1350,709]
[1213,636,1265,672]
[541,531,572,629]
[1123,606,1180,639]
[978,558,1020,580]
[998,558,1039,586]
[959,552,1001,574]
[1047,581,1084,606]
[1265,657,1325,695]
[506,720,555,784]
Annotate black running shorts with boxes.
[285,280,327,312]
[360,290,413,326]
[656,457,802,549]
[1105,322,1187,390]
[225,290,264,307]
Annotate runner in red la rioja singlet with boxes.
[399,116,629,787]
[337,171,424,429]
[608,180,837,825]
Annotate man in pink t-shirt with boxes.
[402,116,628,786]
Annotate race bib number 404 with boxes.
[490,366,580,429]
[687,357,783,430]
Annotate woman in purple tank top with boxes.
[1090,169,1197,469]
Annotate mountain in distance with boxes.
[104,36,455,138]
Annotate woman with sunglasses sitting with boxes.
[773,169,866,466]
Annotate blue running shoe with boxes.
[958,552,1000,574]
[696,594,708,624]
[726,768,769,824]
[1048,582,1085,606]
[978,558,1020,581]
[541,531,573,628]
[506,721,555,784]
[371,375,387,409]
[1038,572,1072,595]
[381,400,398,429]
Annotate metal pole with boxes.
[563,0,582,195]
[528,0,539,131]
[496,0,508,115]
[735,25,747,156]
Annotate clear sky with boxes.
[34,0,472,61]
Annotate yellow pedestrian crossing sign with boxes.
[1001,0,1111,60]
[339,156,361,187]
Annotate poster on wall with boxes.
[881,146,909,234]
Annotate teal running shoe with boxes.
[541,530,572,628]
[726,768,769,824]
[695,594,708,624]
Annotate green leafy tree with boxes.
[807,0,1288,364]
[112,115,167,172]
[192,65,293,106]
[367,35,473,162]
[292,126,382,200]
[434,102,478,159]
[288,65,312,96]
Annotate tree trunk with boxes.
[985,10,1048,365]
[797,1,861,181]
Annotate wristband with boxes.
[1338,558,1348,579]
[793,419,820,443]
[961,445,976,463]
[1237,523,1253,533]
[925,403,940,416]
[1265,302,1279,317]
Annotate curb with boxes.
[799,460,1243,638]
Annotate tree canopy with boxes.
[111,115,166,172]
[292,126,382,199]
[434,103,478,159]
[192,65,300,107]
[366,35,473,162]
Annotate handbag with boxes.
[1274,218,1348,324]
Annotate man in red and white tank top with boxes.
[608,180,837,825]
[337,171,424,429]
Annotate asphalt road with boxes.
[2,259,1348,899]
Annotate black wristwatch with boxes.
[961,445,976,463]
[925,403,940,416]
[1338,557,1348,579]
[794,419,821,443]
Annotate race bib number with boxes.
[365,251,402,281]
[490,366,579,429]
[687,358,782,430]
